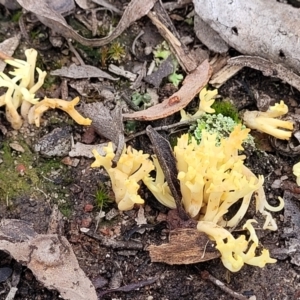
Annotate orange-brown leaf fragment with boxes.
[123,60,212,121]
[148,228,219,265]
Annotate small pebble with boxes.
[16,164,26,176]
[0,267,12,283]
[81,217,92,228]
[84,204,94,212]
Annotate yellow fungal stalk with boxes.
[91,143,154,210]
[197,221,276,272]
[180,87,217,120]
[242,100,294,140]
[27,97,92,127]
[293,162,300,186]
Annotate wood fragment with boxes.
[123,59,211,120]
[0,35,20,72]
[99,277,158,297]
[0,50,14,61]
[210,64,243,88]
[148,228,219,264]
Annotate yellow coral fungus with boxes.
[143,156,176,209]
[144,124,283,271]
[293,162,300,186]
[91,143,154,210]
[197,221,276,272]
[0,49,46,129]
[242,100,294,140]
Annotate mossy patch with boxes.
[0,137,73,216]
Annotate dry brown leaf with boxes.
[146,126,190,221]
[0,35,21,72]
[0,219,97,300]
[123,60,211,120]
[50,63,118,80]
[148,228,219,265]
[17,0,158,47]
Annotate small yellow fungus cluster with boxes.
[0,48,91,129]
[91,143,154,210]
[180,87,217,120]
[197,220,276,272]
[0,49,46,129]
[27,96,92,127]
[143,156,177,209]
[242,100,294,140]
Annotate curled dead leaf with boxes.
[123,60,211,120]
[17,0,158,47]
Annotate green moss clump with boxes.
[108,42,126,63]
[211,100,240,123]
[11,10,22,22]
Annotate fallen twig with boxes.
[148,2,197,72]
[98,277,158,297]
[125,118,198,141]
[201,271,250,300]
[82,229,144,250]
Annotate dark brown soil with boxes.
[0,2,300,300]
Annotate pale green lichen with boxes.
[193,113,255,147]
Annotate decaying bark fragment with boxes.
[148,228,219,265]
[193,0,300,74]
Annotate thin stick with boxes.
[201,271,250,300]
[125,118,198,141]
[67,40,85,66]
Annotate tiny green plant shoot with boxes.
[153,41,183,87]
[108,42,126,63]
[94,184,112,210]
[131,91,152,109]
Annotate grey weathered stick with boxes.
[228,56,300,92]
[148,1,198,72]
